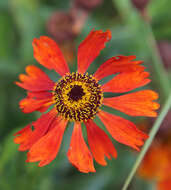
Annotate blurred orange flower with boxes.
[138,111,171,190]
[139,141,171,190]
[14,30,159,173]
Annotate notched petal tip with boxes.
[103,89,160,117]
[67,123,95,173]
[19,97,53,113]
[15,65,55,92]
[98,110,148,151]
[14,109,57,152]
[26,119,67,167]
[105,29,112,41]
[77,29,112,74]
[101,70,151,93]
[32,36,69,76]
[94,55,146,81]
[85,119,117,166]
[14,124,32,146]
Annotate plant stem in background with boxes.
[144,21,170,101]
[122,91,171,190]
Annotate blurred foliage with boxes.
[0,0,171,190]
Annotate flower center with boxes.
[67,85,85,101]
[53,72,103,122]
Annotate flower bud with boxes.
[74,0,102,11]
[158,41,171,69]
[131,0,150,11]
[47,11,77,43]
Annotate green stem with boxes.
[144,22,170,100]
[122,92,171,190]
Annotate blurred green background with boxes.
[0,0,171,190]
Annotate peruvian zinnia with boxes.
[14,30,159,173]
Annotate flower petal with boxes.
[94,55,145,81]
[27,91,53,99]
[103,90,159,117]
[85,119,117,166]
[77,30,111,74]
[67,123,95,173]
[19,95,54,113]
[14,124,32,144]
[14,108,57,151]
[101,70,150,93]
[15,65,55,91]
[98,111,148,151]
[138,143,171,180]
[26,118,67,167]
[138,144,163,179]
[33,36,70,76]
[158,178,171,190]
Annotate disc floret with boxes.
[53,72,103,122]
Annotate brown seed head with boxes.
[47,11,77,43]
[131,0,150,11]
[158,41,171,69]
[74,0,102,11]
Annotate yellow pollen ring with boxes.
[52,72,103,122]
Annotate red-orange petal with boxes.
[14,124,32,144]
[101,70,151,93]
[103,90,160,117]
[98,111,148,151]
[85,119,117,166]
[158,178,171,190]
[19,96,54,113]
[14,108,57,151]
[67,123,95,173]
[15,65,55,91]
[77,30,111,74]
[94,55,145,81]
[26,118,67,167]
[32,36,69,76]
[138,143,171,180]
[27,91,53,99]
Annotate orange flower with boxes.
[14,30,159,173]
[139,142,171,190]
